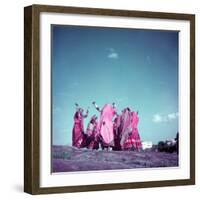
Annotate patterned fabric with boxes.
[72,104,142,151]
[86,116,100,149]
[72,111,85,148]
[122,134,142,150]
[123,111,142,150]
[86,122,94,137]
[98,104,116,146]
[113,115,122,150]
[120,109,133,149]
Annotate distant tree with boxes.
[158,132,179,153]
[165,142,175,153]
[175,132,179,154]
[158,141,165,152]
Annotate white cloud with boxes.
[152,112,178,123]
[108,52,118,59]
[168,112,178,120]
[107,48,118,59]
[152,114,163,123]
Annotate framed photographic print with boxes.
[24,4,195,194]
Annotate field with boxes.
[52,145,178,173]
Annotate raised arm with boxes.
[92,101,101,112]
[75,103,79,111]
[83,108,89,118]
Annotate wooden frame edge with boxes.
[24,5,40,194]
[24,5,34,194]
[24,4,195,195]
[189,14,195,185]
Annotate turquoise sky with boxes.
[52,25,178,145]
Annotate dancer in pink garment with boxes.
[123,111,142,150]
[72,103,88,148]
[86,115,100,149]
[92,102,117,149]
[120,108,133,150]
[131,111,142,150]
[113,114,122,150]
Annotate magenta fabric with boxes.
[98,104,116,146]
[120,109,133,149]
[123,111,142,150]
[131,111,139,129]
[72,111,85,148]
[86,122,94,137]
[93,119,100,137]
[86,118,100,149]
[113,115,122,150]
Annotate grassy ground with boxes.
[52,145,178,173]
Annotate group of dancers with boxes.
[72,102,142,151]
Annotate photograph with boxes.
[51,25,179,173]
[24,4,195,194]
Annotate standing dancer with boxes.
[122,110,142,150]
[72,103,88,148]
[92,102,117,150]
[120,107,133,150]
[113,113,122,150]
[86,115,99,149]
